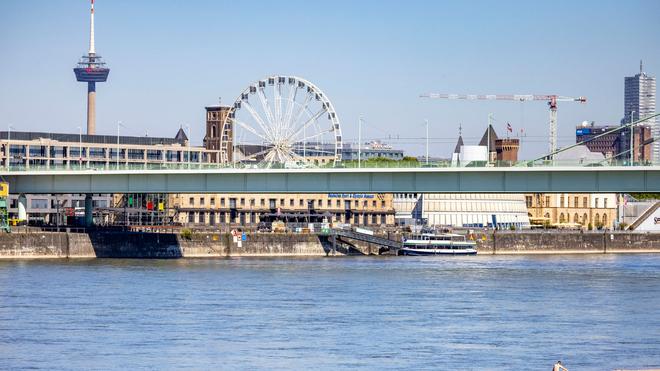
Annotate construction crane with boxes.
[420,93,587,158]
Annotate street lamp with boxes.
[358,116,363,168]
[185,124,191,169]
[76,126,82,168]
[630,111,635,166]
[116,121,124,168]
[425,119,429,165]
[6,124,13,170]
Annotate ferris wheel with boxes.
[221,75,343,167]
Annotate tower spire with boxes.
[89,0,95,55]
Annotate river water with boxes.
[1,255,659,370]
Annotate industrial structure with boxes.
[73,0,109,135]
[421,92,586,158]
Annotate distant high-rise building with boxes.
[624,61,656,161]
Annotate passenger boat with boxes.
[399,233,477,255]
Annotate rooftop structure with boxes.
[73,0,110,135]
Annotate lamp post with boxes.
[630,111,635,166]
[76,126,82,168]
[186,124,191,169]
[116,121,124,169]
[358,116,362,168]
[425,119,429,165]
[6,124,13,170]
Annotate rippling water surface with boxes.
[1,254,659,370]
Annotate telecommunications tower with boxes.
[73,0,109,135]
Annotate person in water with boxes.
[553,360,568,371]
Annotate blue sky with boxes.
[1,0,659,158]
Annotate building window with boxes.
[381,214,386,225]
[299,199,304,207]
[559,213,565,223]
[250,198,255,207]
[250,213,256,224]
[199,212,205,224]
[372,200,377,207]
[545,196,550,207]
[280,199,285,206]
[210,197,215,206]
[595,198,599,208]
[560,195,565,208]
[290,199,294,206]
[200,197,205,206]
[583,197,588,208]
[336,200,340,207]
[260,199,265,207]
[602,213,608,226]
[381,201,386,208]
[573,197,578,208]
[363,200,367,207]
[189,197,194,206]
[604,199,608,208]
[525,196,532,208]
[372,214,377,224]
[240,198,245,206]
[221,198,226,207]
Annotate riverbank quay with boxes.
[1,229,660,259]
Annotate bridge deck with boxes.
[3,166,660,193]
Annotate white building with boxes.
[422,193,530,229]
[393,193,530,229]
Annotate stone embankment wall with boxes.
[1,231,660,259]
[475,231,660,254]
[0,231,326,259]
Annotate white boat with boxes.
[399,233,477,256]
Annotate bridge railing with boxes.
[2,158,656,172]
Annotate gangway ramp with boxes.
[321,228,402,255]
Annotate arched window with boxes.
[595,213,600,224]
[602,214,608,226]
[559,213,565,223]
[574,213,579,223]
[211,125,217,138]
[544,212,550,219]
[583,213,588,224]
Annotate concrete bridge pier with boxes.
[17,194,27,222]
[84,194,93,227]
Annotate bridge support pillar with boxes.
[17,194,27,222]
[84,194,93,227]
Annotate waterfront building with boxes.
[0,130,220,169]
[1,129,219,224]
[392,193,422,225]
[422,193,529,229]
[169,193,395,227]
[393,193,530,229]
[525,193,617,229]
[575,121,652,163]
[5,193,112,226]
[623,61,657,161]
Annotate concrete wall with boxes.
[0,231,327,259]
[475,231,660,254]
[2,230,660,259]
